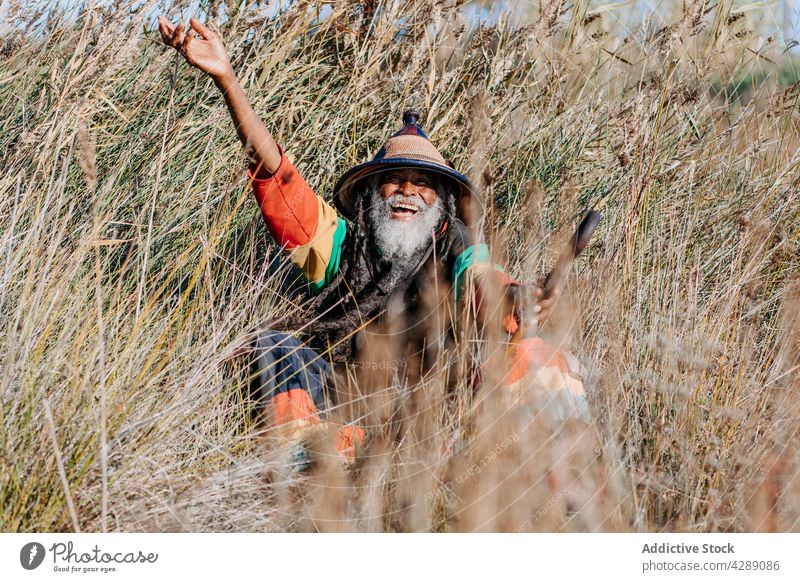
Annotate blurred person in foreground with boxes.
[158,16,589,465]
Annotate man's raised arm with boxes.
[157,16,281,175]
[157,16,346,291]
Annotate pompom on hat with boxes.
[332,110,482,221]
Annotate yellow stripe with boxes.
[287,197,340,284]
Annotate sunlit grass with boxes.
[1,0,798,532]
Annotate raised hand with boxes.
[157,16,234,83]
[504,281,559,339]
[533,211,601,326]
[157,15,281,174]
[532,282,560,323]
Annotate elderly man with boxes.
[158,17,587,461]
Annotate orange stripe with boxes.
[272,388,321,427]
[335,426,366,458]
[507,337,570,384]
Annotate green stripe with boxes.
[452,243,491,303]
[310,218,347,293]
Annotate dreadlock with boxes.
[281,175,462,363]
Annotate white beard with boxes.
[367,185,445,267]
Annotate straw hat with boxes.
[332,110,481,221]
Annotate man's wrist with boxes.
[212,66,237,92]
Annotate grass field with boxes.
[1,0,799,532]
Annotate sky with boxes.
[1,0,799,42]
[468,1,800,39]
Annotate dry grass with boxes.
[1,0,799,532]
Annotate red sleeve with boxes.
[247,145,319,249]
[492,269,520,288]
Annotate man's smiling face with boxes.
[367,168,447,265]
[377,168,439,221]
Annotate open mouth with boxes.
[390,201,422,220]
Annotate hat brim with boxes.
[332,158,482,221]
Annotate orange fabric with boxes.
[248,146,319,249]
[502,312,519,335]
[507,337,570,384]
[272,388,321,426]
[335,425,366,458]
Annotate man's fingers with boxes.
[158,26,170,44]
[182,31,194,56]
[164,19,179,40]
[157,16,175,44]
[189,17,214,40]
[172,22,186,49]
[537,297,555,310]
[530,287,558,321]
[537,283,561,301]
